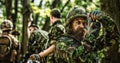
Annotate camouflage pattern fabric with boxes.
[28,29,49,63]
[83,11,120,63]
[49,20,65,41]
[53,34,89,63]
[28,29,49,53]
[46,20,65,63]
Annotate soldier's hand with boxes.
[29,54,36,60]
[29,54,40,61]
[83,42,92,52]
[89,10,104,21]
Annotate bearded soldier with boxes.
[0,20,20,63]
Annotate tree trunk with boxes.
[5,0,12,20]
[21,0,31,55]
[5,0,18,30]
[34,0,43,25]
[42,16,50,31]
[12,0,18,30]
[100,0,120,34]
[100,0,120,63]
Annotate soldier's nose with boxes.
[79,24,84,28]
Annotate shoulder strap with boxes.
[0,34,13,48]
[0,34,13,56]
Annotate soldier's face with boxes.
[72,17,87,40]
[50,15,54,24]
[29,27,35,34]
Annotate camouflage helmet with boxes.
[65,7,87,34]
[65,6,87,27]
[0,20,13,31]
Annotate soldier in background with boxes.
[11,30,20,39]
[27,24,49,63]
[0,20,20,63]
[28,24,49,54]
[47,8,66,62]
[49,8,65,41]
[27,8,65,63]
[11,30,21,63]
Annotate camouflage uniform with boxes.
[87,11,120,63]
[28,28,49,63]
[47,9,65,63]
[46,20,65,63]
[48,8,65,41]
[28,29,49,53]
[0,20,20,63]
[49,20,65,40]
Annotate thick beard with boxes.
[72,28,86,41]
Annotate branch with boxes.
[38,0,43,7]
[34,0,43,24]
[61,0,70,13]
[31,0,34,2]
[51,0,60,9]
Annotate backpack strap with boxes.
[0,34,13,57]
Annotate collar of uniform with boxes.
[52,20,61,26]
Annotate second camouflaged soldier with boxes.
[49,8,65,41]
[0,20,20,63]
[27,24,49,63]
[28,8,65,63]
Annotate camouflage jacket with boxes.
[49,20,65,41]
[53,34,89,63]
[28,29,49,54]
[86,13,120,50]
[84,12,120,63]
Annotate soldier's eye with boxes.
[83,22,85,26]
[29,29,31,31]
[77,21,80,24]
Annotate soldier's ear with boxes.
[50,16,53,19]
[52,16,55,20]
